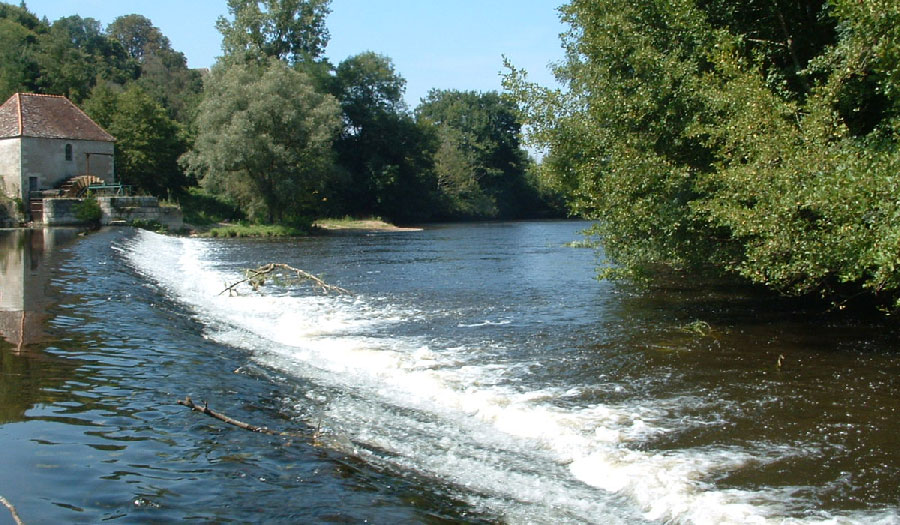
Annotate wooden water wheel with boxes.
[60,175,104,197]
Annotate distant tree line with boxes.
[1,0,562,224]
[507,0,900,310]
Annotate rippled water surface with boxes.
[0,223,898,524]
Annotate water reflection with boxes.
[0,228,82,424]
[0,228,80,349]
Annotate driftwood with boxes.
[0,495,24,525]
[219,263,351,297]
[177,396,311,438]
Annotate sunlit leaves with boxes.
[181,59,340,223]
[508,0,900,309]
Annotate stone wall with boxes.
[21,137,114,192]
[39,196,183,229]
[41,198,82,226]
[98,196,183,229]
[0,137,21,200]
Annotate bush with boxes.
[74,196,102,227]
[130,218,167,232]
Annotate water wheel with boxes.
[61,175,104,197]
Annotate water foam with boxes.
[122,231,897,524]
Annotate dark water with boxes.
[0,222,898,524]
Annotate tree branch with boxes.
[177,396,311,438]
[0,495,24,525]
[220,263,352,296]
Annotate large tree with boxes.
[181,59,341,223]
[107,14,171,62]
[216,0,331,64]
[507,0,900,308]
[328,52,438,222]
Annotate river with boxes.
[0,222,898,524]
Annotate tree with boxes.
[36,15,136,102]
[107,14,170,62]
[181,59,341,223]
[84,84,188,198]
[107,15,203,125]
[0,3,47,99]
[216,0,331,64]
[0,17,40,100]
[416,89,538,219]
[327,52,439,221]
[506,0,900,309]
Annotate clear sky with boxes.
[20,0,566,109]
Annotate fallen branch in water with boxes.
[0,495,24,525]
[219,263,352,297]
[177,396,311,438]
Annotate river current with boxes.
[0,222,898,524]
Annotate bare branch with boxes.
[0,495,24,525]
[220,263,352,296]
[177,396,310,438]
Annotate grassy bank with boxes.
[200,223,309,238]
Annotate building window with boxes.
[65,144,73,161]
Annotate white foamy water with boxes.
[121,231,899,525]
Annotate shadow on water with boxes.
[590,274,900,514]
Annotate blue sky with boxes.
[21,0,566,109]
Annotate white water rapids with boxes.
[121,230,899,525]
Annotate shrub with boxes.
[74,196,102,227]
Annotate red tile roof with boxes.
[0,93,114,142]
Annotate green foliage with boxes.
[0,3,45,100]
[326,52,439,223]
[416,89,549,219]
[204,223,309,238]
[178,187,245,226]
[107,14,203,125]
[181,59,341,224]
[107,14,171,62]
[0,193,16,225]
[74,195,102,226]
[84,84,188,198]
[0,4,198,127]
[35,15,137,103]
[129,218,166,232]
[216,0,331,64]
[508,0,900,309]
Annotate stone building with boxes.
[0,93,115,204]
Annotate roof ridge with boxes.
[19,93,68,99]
[16,93,23,136]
